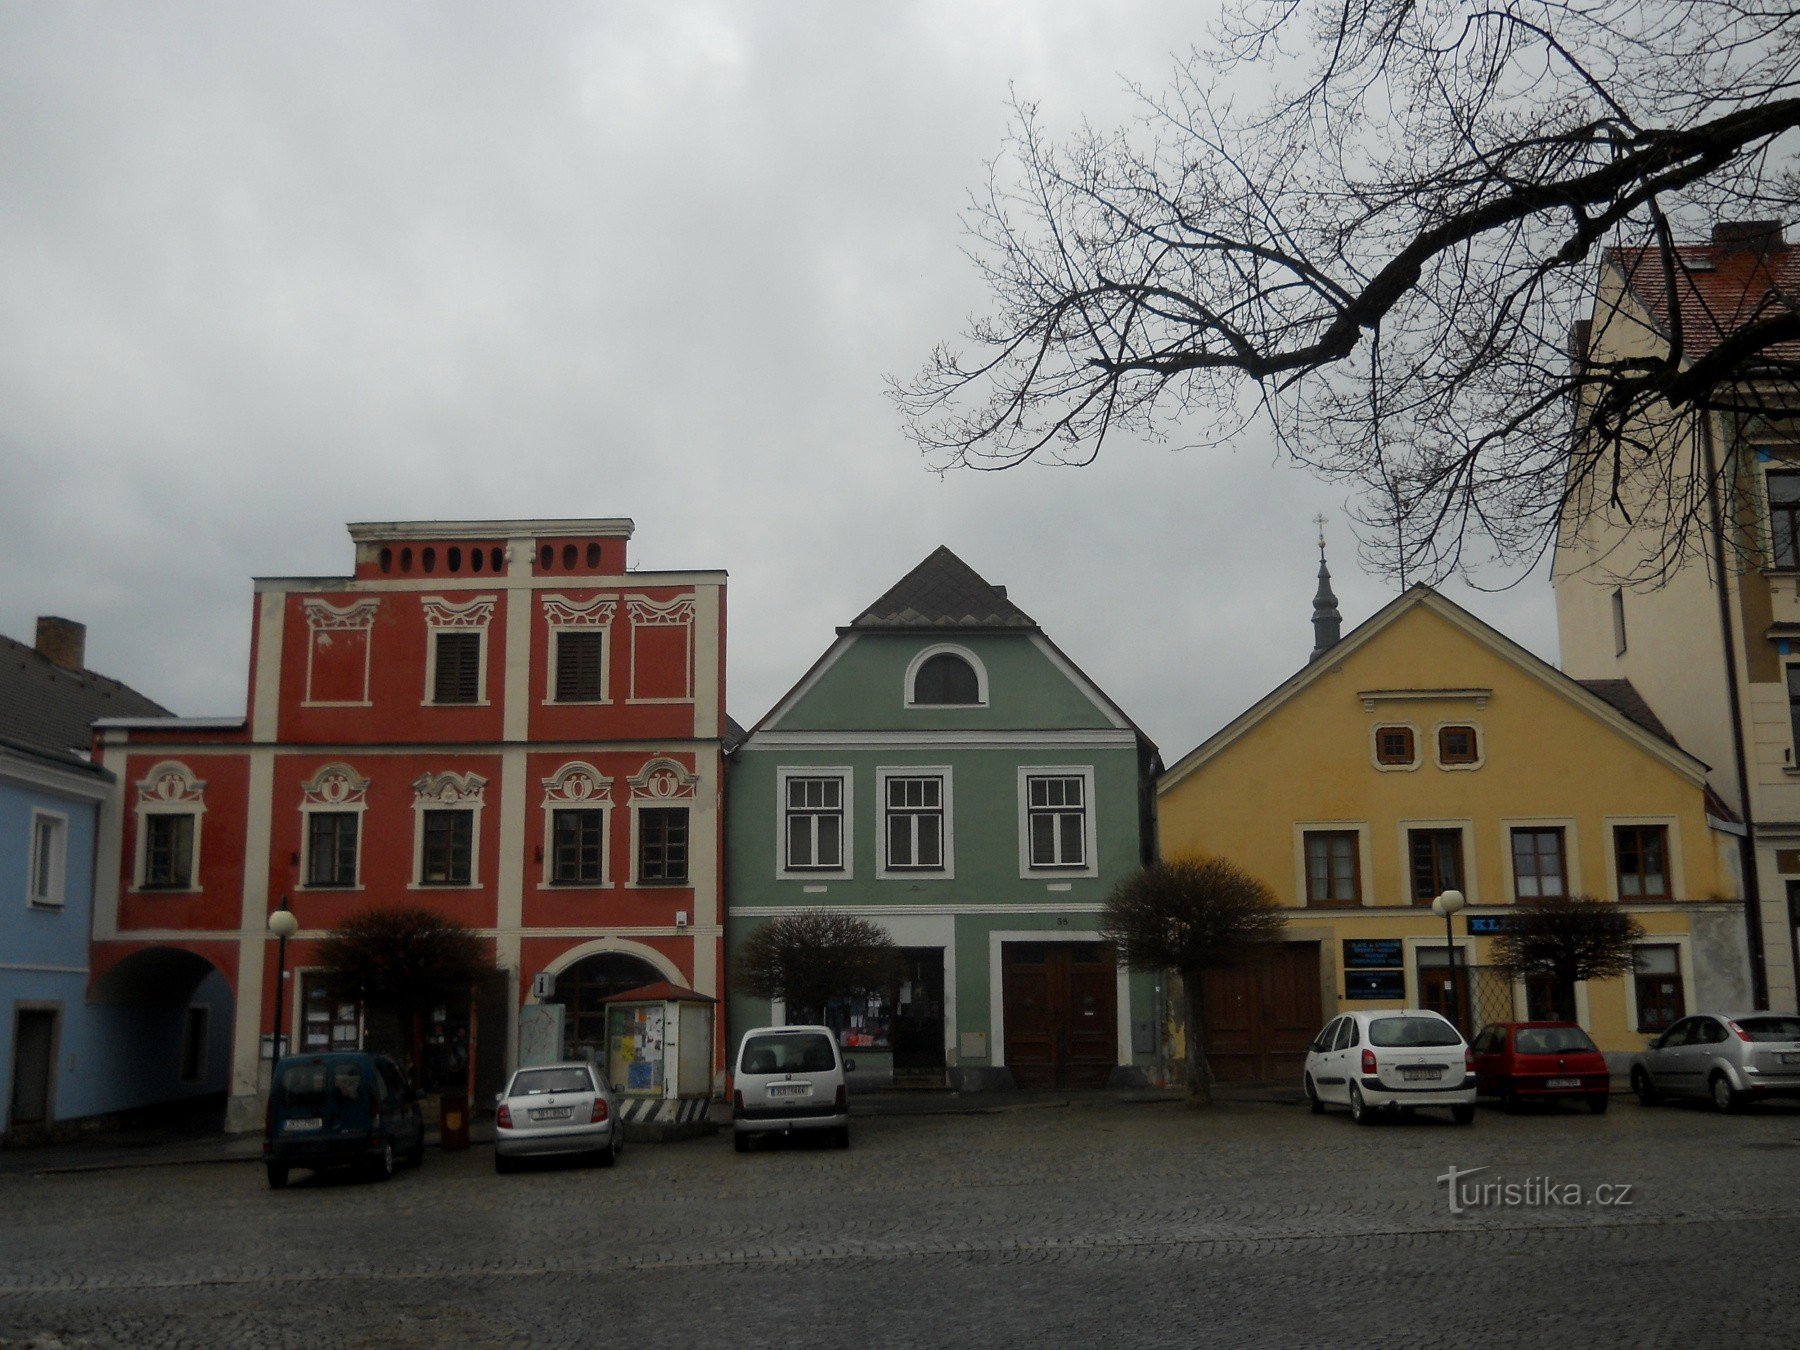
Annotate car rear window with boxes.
[740,1033,837,1075]
[1514,1027,1597,1054]
[1368,1017,1462,1048]
[511,1067,593,1096]
[276,1061,330,1108]
[1736,1016,1800,1042]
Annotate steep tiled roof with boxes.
[848,546,1037,631]
[1576,678,1677,748]
[1609,228,1799,366]
[0,631,169,762]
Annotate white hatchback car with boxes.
[1303,1010,1477,1125]
[732,1025,850,1152]
[493,1061,623,1172]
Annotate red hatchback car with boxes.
[1470,1022,1612,1113]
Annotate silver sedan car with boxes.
[494,1062,624,1172]
[1630,1013,1800,1112]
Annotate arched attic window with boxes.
[907,647,985,706]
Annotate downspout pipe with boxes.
[1702,412,1772,1008]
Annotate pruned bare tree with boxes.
[1490,894,1646,1020]
[894,0,1800,584]
[733,910,904,1025]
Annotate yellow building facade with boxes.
[1158,587,1752,1073]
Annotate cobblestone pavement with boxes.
[3,1096,1798,1348]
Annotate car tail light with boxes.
[1464,1047,1474,1072]
[835,1084,847,1110]
[496,1104,513,1129]
[591,1098,608,1124]
[1727,1020,1751,1042]
[1361,1049,1377,1075]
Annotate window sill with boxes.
[547,698,611,707]
[298,884,361,892]
[136,885,200,894]
[409,882,480,890]
[635,879,692,889]
[541,881,612,890]
[27,899,66,911]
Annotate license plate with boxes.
[1545,1078,1581,1089]
[1783,1053,1800,1065]
[530,1107,572,1121]
[1401,1068,1442,1082]
[766,1083,809,1097]
[283,1117,323,1132]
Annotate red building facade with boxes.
[91,520,726,1131]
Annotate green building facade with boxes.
[727,548,1161,1090]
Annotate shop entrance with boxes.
[554,952,665,1063]
[1002,942,1117,1089]
[890,948,946,1085]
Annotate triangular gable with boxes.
[1159,585,1708,792]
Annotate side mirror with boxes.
[843,1058,857,1073]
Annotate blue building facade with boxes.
[2,619,230,1139]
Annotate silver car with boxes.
[494,1062,624,1172]
[732,1025,850,1152]
[1630,1013,1800,1112]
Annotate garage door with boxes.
[1201,943,1322,1083]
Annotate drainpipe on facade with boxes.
[1702,412,1772,1009]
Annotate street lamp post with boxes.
[269,899,299,1072]
[1431,889,1467,1030]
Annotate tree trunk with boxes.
[1183,967,1213,1107]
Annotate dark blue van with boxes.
[264,1051,425,1189]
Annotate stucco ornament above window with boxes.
[542,762,614,807]
[136,761,206,805]
[541,595,618,628]
[302,763,369,807]
[421,596,496,629]
[629,757,698,801]
[411,771,487,805]
[302,598,380,636]
[626,596,696,626]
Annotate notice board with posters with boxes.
[607,1003,665,1095]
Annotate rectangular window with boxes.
[1303,831,1360,905]
[885,776,945,871]
[1027,775,1087,868]
[1437,725,1478,765]
[421,809,473,885]
[1375,726,1416,765]
[305,812,359,888]
[554,630,605,702]
[1615,824,1671,899]
[1770,471,1800,569]
[785,776,844,871]
[637,807,690,884]
[144,814,196,889]
[1788,666,1800,763]
[179,1006,209,1083]
[1408,828,1463,905]
[28,813,67,906]
[550,809,605,885]
[432,631,482,704]
[1510,827,1567,900]
[1611,587,1627,656]
[1633,945,1684,1031]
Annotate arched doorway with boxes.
[83,946,235,1129]
[554,952,664,1060]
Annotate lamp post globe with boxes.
[268,908,299,940]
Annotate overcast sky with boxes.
[0,2,1560,761]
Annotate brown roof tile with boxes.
[848,546,1038,631]
[1609,228,1799,366]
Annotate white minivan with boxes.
[732,1025,851,1152]
[1302,1009,1477,1125]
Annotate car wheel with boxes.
[368,1143,395,1182]
[1305,1075,1324,1115]
[266,1164,289,1190]
[1587,1093,1610,1115]
[1451,1104,1476,1125]
[733,1131,750,1154]
[834,1126,850,1150]
[1348,1083,1374,1126]
[594,1134,617,1168]
[1710,1073,1740,1114]
[1631,1068,1659,1106]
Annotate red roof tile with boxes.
[1609,227,1799,366]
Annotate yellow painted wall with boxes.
[1158,592,1743,1054]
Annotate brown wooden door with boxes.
[1201,944,1322,1083]
[1003,943,1118,1089]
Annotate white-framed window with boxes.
[298,763,368,891]
[877,767,953,878]
[1371,723,1421,771]
[1018,766,1098,878]
[627,758,698,886]
[778,767,852,879]
[28,810,68,907]
[410,771,486,889]
[904,644,989,708]
[539,762,613,890]
[1501,818,1581,901]
[133,761,206,893]
[1765,464,1800,570]
[421,596,495,706]
[542,595,617,704]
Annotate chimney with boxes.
[35,616,87,671]
[1711,220,1787,254]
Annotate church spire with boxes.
[1310,515,1342,662]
